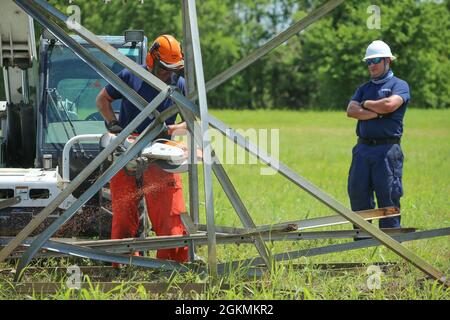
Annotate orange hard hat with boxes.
[146,35,184,71]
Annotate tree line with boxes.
[2,0,449,109]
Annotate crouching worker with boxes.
[96,35,189,262]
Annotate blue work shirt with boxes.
[351,75,410,139]
[105,65,185,133]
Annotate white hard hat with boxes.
[363,40,396,61]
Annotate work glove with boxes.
[106,120,123,134]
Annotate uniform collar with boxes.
[371,69,394,85]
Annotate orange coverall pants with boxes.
[109,164,188,262]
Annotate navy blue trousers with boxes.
[348,143,403,228]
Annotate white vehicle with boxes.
[0,1,152,237]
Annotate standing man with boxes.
[96,35,188,262]
[347,40,410,228]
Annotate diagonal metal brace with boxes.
[189,0,345,100]
[13,113,169,282]
[175,103,273,269]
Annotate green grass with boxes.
[1,108,449,300]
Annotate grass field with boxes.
[1,108,449,300]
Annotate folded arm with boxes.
[347,100,378,120]
[362,95,404,114]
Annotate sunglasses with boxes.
[366,57,384,66]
